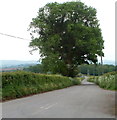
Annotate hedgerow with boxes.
[88,71,117,90]
[1,71,81,101]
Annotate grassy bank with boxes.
[2,71,81,101]
[88,71,117,90]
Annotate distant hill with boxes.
[0,59,115,70]
[103,60,116,65]
[0,60,40,68]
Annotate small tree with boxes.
[29,1,104,77]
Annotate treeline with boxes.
[78,64,116,76]
[23,64,44,73]
[23,64,116,76]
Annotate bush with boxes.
[88,71,117,90]
[2,71,81,101]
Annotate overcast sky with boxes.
[0,0,116,62]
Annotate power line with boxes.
[0,32,31,41]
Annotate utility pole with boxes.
[101,54,103,75]
[87,69,89,76]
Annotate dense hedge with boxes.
[1,71,81,101]
[88,71,117,90]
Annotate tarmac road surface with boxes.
[2,77,115,118]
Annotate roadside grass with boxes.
[88,71,117,90]
[1,71,82,101]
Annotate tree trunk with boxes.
[67,64,76,77]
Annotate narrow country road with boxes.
[2,77,115,118]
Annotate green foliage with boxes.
[23,64,44,73]
[78,64,116,76]
[23,64,116,77]
[29,1,104,77]
[2,71,81,101]
[88,71,117,90]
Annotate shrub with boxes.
[2,71,81,101]
[88,71,117,90]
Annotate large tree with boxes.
[29,1,104,77]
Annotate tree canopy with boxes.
[29,1,104,77]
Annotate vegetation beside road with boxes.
[88,71,117,90]
[2,71,81,101]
